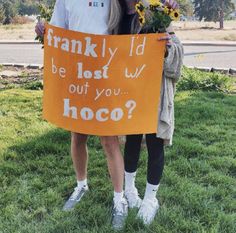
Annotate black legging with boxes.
[124,134,164,185]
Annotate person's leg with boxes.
[100,136,124,193]
[100,136,127,230]
[138,134,164,225]
[63,133,89,211]
[124,134,143,173]
[71,132,88,182]
[147,134,164,182]
[124,134,143,208]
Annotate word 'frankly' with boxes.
[47,28,147,60]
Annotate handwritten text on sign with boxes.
[43,24,166,135]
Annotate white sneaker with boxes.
[112,197,128,230]
[63,185,89,211]
[137,198,159,225]
[125,188,142,208]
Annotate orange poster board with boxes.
[43,24,166,136]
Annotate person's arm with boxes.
[50,0,68,29]
[163,32,184,82]
[162,0,183,82]
[35,0,68,39]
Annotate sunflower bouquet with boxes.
[135,0,180,33]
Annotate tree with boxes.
[178,0,194,17]
[0,0,56,24]
[0,0,19,24]
[193,0,235,29]
[0,4,5,24]
[17,0,39,16]
[0,0,17,24]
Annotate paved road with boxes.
[0,44,236,68]
[184,45,236,69]
[0,44,44,65]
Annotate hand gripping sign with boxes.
[43,24,166,136]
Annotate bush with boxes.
[23,81,43,90]
[177,67,233,93]
[11,15,34,24]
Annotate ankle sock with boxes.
[113,191,124,203]
[125,171,136,192]
[77,179,87,189]
[143,183,160,201]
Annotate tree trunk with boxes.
[219,0,224,29]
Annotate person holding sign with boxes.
[35,0,129,230]
[121,0,184,225]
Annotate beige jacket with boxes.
[156,35,184,145]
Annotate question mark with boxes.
[125,100,137,119]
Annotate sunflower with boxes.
[149,0,162,10]
[139,15,146,25]
[148,0,161,6]
[135,0,180,31]
[163,5,172,15]
[135,1,145,14]
[135,1,146,26]
[169,9,180,21]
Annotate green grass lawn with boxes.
[0,88,236,233]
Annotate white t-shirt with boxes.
[50,0,111,35]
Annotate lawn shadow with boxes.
[1,90,236,233]
[3,127,104,186]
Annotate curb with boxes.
[0,63,43,69]
[1,40,236,47]
[1,63,235,76]
[0,40,39,45]
[186,66,236,76]
[182,41,236,47]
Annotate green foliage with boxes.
[0,0,17,24]
[0,4,5,24]
[1,67,233,93]
[178,0,194,16]
[37,2,54,22]
[0,0,56,24]
[143,11,172,33]
[23,81,43,90]
[193,0,235,22]
[177,67,233,93]
[17,0,39,16]
[0,88,235,232]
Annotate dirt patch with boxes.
[0,23,36,41]
[0,66,43,90]
[174,28,236,41]
[173,20,236,41]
